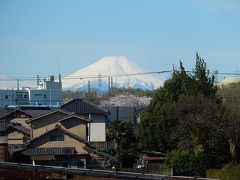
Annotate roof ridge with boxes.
[30,109,73,122]
[0,108,31,119]
[61,98,108,114]
[82,99,107,113]
[58,114,91,123]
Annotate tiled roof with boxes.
[143,157,164,161]
[0,108,11,118]
[61,99,108,115]
[21,147,75,156]
[0,120,30,135]
[8,122,30,136]
[23,109,52,118]
[20,106,52,110]
[30,109,73,122]
[0,108,52,119]
[0,108,32,119]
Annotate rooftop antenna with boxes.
[17,79,19,90]
[58,61,61,82]
[88,80,90,93]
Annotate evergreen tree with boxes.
[139,53,218,152]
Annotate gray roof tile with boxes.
[61,99,108,115]
[22,147,75,156]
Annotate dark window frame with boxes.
[50,135,64,141]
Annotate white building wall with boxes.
[29,90,46,105]
[0,77,62,108]
[89,115,106,142]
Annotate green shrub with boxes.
[165,150,207,176]
[206,164,240,180]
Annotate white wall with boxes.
[89,114,106,142]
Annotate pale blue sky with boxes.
[0,0,240,82]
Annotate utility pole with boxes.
[108,76,111,92]
[98,73,101,95]
[111,77,113,89]
[17,79,19,90]
[88,80,90,93]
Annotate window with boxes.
[61,161,84,168]
[44,94,47,98]
[24,94,28,99]
[69,161,84,168]
[50,135,64,141]
[34,94,43,97]
[5,95,8,99]
[17,94,23,98]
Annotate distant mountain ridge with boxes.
[62,56,163,91]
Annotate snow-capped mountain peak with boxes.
[62,56,163,91]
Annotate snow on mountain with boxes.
[62,56,163,91]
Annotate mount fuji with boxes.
[62,56,163,91]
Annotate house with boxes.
[0,108,32,148]
[0,120,9,162]
[61,99,108,142]
[15,125,90,168]
[15,109,91,168]
[7,122,30,148]
[138,151,171,175]
[27,109,90,140]
[0,107,52,148]
[15,110,115,169]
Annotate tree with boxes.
[138,53,240,175]
[107,120,136,167]
[165,150,208,176]
[175,95,223,150]
[222,101,240,163]
[139,53,216,152]
[63,89,100,104]
[139,60,196,151]
[174,95,231,167]
[217,83,240,163]
[194,53,216,96]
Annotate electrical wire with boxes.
[0,70,240,82]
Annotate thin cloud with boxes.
[0,75,35,89]
[198,0,240,13]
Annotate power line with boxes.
[0,71,171,81]
[1,70,240,82]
